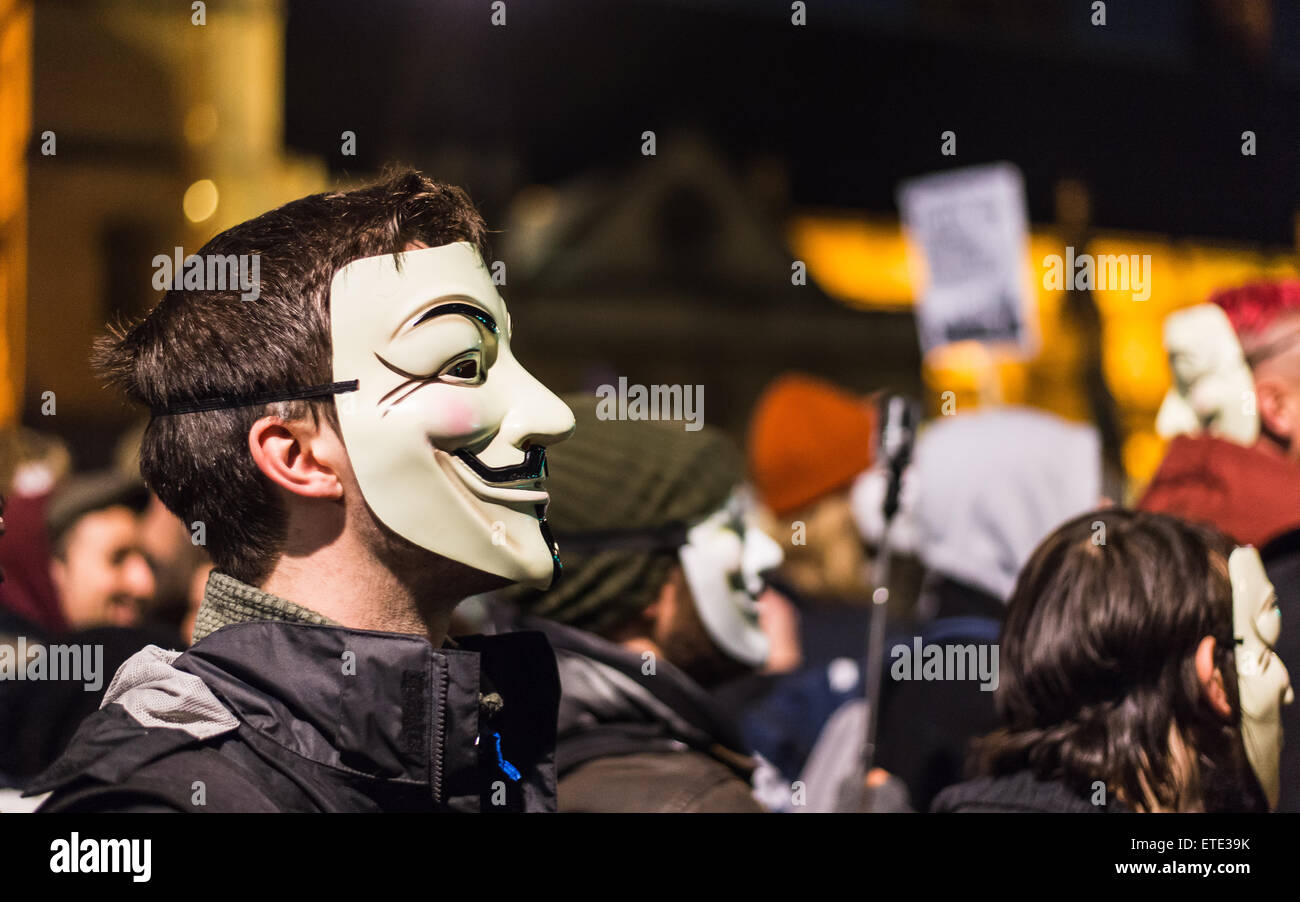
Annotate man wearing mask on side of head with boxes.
[1142,282,1300,810]
[496,396,782,812]
[27,171,574,813]
[1230,545,1294,811]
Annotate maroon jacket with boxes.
[0,491,65,634]
[1139,435,1300,547]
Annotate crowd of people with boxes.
[0,169,1296,813]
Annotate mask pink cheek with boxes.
[425,395,486,442]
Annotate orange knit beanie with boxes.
[747,373,876,516]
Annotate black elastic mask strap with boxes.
[554,523,691,555]
[151,380,359,417]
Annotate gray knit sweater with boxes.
[191,571,339,643]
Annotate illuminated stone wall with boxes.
[790,215,1298,493]
[0,0,31,429]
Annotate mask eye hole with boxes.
[439,353,483,385]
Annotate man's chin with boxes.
[514,564,557,592]
[455,567,515,597]
[362,499,558,595]
[425,556,553,600]
[485,541,559,592]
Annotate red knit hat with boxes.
[747,373,876,517]
[1211,280,1300,341]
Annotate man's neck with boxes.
[1253,433,1296,463]
[261,547,453,646]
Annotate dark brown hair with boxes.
[93,169,490,585]
[972,508,1266,812]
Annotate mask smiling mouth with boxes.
[442,446,550,505]
[441,445,563,587]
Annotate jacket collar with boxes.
[177,619,559,811]
[519,615,752,764]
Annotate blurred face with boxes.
[330,242,575,590]
[1238,312,1300,459]
[775,493,871,600]
[1252,354,1300,461]
[677,492,783,668]
[1155,304,1258,445]
[51,506,155,629]
[1230,546,1294,809]
[138,494,197,604]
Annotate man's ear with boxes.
[1196,635,1233,719]
[248,415,344,501]
[647,566,681,625]
[1255,375,1295,443]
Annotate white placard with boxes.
[898,163,1035,356]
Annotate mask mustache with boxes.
[450,446,563,587]
[453,446,547,484]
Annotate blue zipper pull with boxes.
[493,732,521,782]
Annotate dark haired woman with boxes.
[932,509,1291,813]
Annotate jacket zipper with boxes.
[430,657,446,806]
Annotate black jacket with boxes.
[26,621,561,812]
[522,617,763,813]
[874,576,1005,811]
[931,770,1122,813]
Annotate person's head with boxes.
[747,373,875,599]
[1213,281,1300,459]
[508,395,782,688]
[975,508,1286,812]
[1,427,71,499]
[136,494,209,612]
[93,170,573,610]
[857,406,1100,605]
[1155,303,1258,446]
[47,473,154,629]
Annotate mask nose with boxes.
[742,526,784,596]
[1155,389,1196,439]
[496,362,575,453]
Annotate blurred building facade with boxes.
[791,206,1298,489]
[1,0,31,433]
[23,0,324,464]
[501,136,921,437]
[10,0,1300,501]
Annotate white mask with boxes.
[678,490,783,668]
[1229,545,1293,809]
[1156,304,1259,446]
[330,242,575,590]
[849,464,919,555]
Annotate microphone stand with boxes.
[836,395,916,812]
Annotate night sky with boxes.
[285,0,1300,245]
